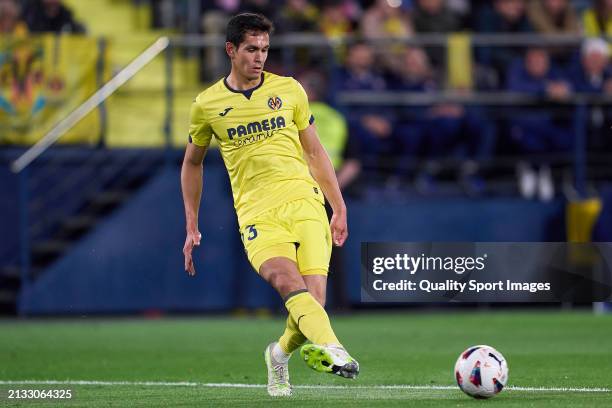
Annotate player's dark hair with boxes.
[226,13,274,48]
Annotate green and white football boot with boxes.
[299,344,359,379]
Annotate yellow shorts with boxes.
[240,197,332,276]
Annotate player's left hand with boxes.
[330,211,348,247]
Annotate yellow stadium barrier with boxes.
[566,197,603,266]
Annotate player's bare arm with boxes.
[299,124,348,247]
[181,142,207,276]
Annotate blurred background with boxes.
[1,0,611,316]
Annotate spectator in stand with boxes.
[477,0,532,34]
[300,70,362,192]
[412,0,463,33]
[527,0,580,63]
[360,0,413,74]
[527,0,580,34]
[0,0,27,35]
[275,0,319,33]
[476,0,532,83]
[393,47,495,194]
[392,46,436,163]
[22,0,85,34]
[573,38,612,93]
[411,0,463,66]
[335,41,389,93]
[571,38,612,151]
[582,0,611,39]
[360,0,412,40]
[506,47,573,201]
[334,41,395,176]
[319,0,359,40]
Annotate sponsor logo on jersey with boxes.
[226,116,286,140]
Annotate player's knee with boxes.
[272,271,305,297]
[260,261,305,297]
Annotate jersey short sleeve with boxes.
[189,101,213,147]
[293,79,314,131]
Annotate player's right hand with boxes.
[330,211,348,247]
[183,230,201,277]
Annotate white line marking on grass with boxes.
[0,381,609,393]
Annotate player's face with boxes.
[228,31,270,82]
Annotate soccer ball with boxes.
[454,345,509,399]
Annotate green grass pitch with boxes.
[1,311,611,407]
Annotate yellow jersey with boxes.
[189,71,324,227]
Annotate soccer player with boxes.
[180,13,359,397]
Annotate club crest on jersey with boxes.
[267,96,282,110]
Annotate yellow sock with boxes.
[278,315,307,354]
[284,290,340,346]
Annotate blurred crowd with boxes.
[194,1,612,199]
[2,0,611,199]
[328,35,610,199]
[0,0,85,35]
[199,0,610,39]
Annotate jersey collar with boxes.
[223,72,265,100]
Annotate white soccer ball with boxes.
[454,345,509,399]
